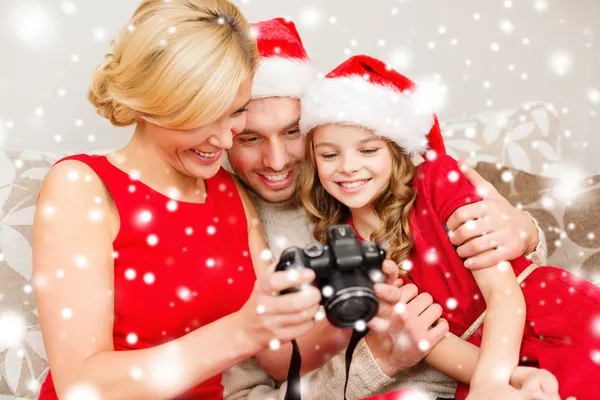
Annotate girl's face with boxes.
[312,124,393,211]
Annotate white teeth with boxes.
[340,180,368,188]
[193,149,218,158]
[264,172,289,182]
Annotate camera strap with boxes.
[284,327,369,400]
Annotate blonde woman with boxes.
[31,1,336,399]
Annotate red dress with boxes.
[353,154,600,400]
[38,154,256,399]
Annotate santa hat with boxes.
[299,55,445,156]
[250,17,319,99]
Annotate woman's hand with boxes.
[236,263,322,350]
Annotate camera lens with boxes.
[326,288,378,328]
[338,297,367,320]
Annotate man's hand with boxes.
[365,261,449,376]
[446,159,539,270]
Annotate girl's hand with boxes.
[512,366,575,400]
[236,262,322,349]
[466,383,535,400]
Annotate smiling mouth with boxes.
[337,179,371,189]
[261,171,291,182]
[190,149,223,163]
[192,149,220,158]
[257,170,295,189]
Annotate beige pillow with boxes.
[442,101,563,177]
[474,161,600,285]
[1,150,57,398]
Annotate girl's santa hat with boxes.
[250,17,319,99]
[299,55,445,156]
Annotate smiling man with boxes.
[223,16,548,400]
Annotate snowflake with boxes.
[166,200,178,212]
[129,169,141,180]
[354,320,367,332]
[447,171,459,182]
[147,234,158,246]
[206,258,215,268]
[533,0,549,12]
[497,261,510,272]
[62,308,73,319]
[315,307,326,321]
[394,302,406,314]
[129,366,144,381]
[260,249,273,261]
[425,248,438,264]
[0,311,26,347]
[125,268,136,280]
[88,208,104,223]
[322,285,334,297]
[147,344,186,392]
[499,19,514,35]
[269,339,281,350]
[446,298,458,310]
[418,339,430,351]
[548,50,573,76]
[126,333,138,345]
[591,349,600,365]
[177,287,192,302]
[588,88,600,104]
[139,210,152,223]
[64,384,101,400]
[144,273,155,285]
[207,225,216,235]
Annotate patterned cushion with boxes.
[475,161,600,285]
[442,101,563,177]
[0,150,60,399]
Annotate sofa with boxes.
[1,101,598,399]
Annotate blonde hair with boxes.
[298,130,418,276]
[88,0,258,129]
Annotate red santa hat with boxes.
[250,17,319,99]
[299,55,445,156]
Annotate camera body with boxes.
[275,224,386,329]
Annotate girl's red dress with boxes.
[352,153,600,400]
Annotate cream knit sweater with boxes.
[221,190,548,400]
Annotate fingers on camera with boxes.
[267,268,316,293]
[270,289,321,315]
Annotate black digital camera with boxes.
[275,224,387,329]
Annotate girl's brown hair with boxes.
[298,129,418,275]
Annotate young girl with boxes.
[298,54,600,400]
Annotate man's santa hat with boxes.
[299,55,445,156]
[250,17,319,99]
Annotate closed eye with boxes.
[361,148,380,155]
[320,153,338,160]
[231,107,248,117]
